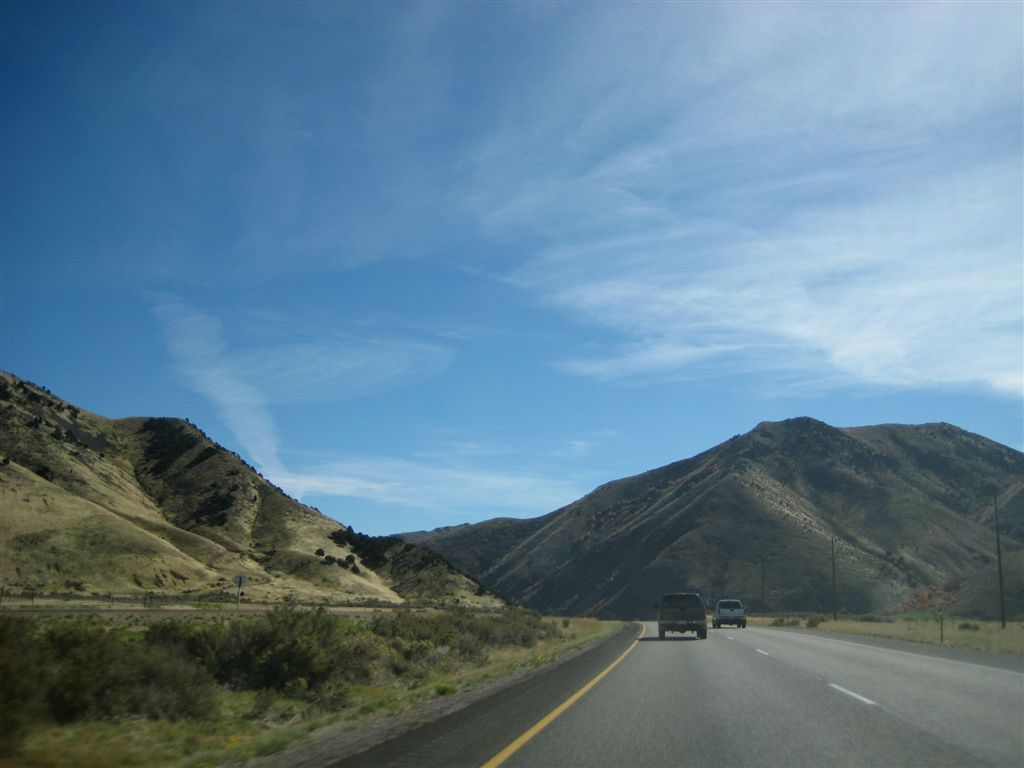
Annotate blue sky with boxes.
[4,1,1022,536]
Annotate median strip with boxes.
[829,683,877,706]
[480,623,644,768]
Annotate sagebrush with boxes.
[0,606,556,758]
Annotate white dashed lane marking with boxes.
[829,683,877,706]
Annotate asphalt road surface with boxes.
[333,623,1023,768]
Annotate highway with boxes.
[333,624,1023,768]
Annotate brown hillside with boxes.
[0,371,498,608]
[404,418,1024,618]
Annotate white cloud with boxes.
[517,165,1022,396]
[230,339,453,405]
[153,297,284,474]
[152,297,455,464]
[558,341,738,382]
[275,457,582,516]
[468,3,1022,398]
[546,430,619,460]
[153,297,582,519]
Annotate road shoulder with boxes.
[760,625,1024,673]
[247,623,640,768]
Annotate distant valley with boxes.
[3,369,1021,620]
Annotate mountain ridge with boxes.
[0,370,499,608]
[4,368,1020,618]
[403,417,1024,618]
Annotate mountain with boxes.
[0,371,499,608]
[403,418,1024,618]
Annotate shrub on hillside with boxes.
[2,605,567,757]
[44,619,216,723]
[144,617,225,675]
[148,606,376,697]
[0,617,48,756]
[371,607,551,667]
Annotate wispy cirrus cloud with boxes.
[275,457,581,516]
[154,296,453,410]
[515,166,1022,395]
[153,297,285,474]
[468,3,1022,397]
[152,297,582,518]
[231,338,453,405]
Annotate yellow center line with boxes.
[480,622,646,768]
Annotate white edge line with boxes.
[829,683,877,706]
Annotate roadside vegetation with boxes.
[751,612,1023,654]
[0,606,624,767]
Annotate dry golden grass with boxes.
[0,372,500,611]
[752,614,1024,655]
[0,373,409,606]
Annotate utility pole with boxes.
[994,493,1006,629]
[235,574,246,610]
[831,536,837,621]
[760,558,767,614]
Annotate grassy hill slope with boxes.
[0,371,498,608]
[405,418,1023,618]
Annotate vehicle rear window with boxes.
[661,593,701,606]
[718,600,742,609]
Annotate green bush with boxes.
[149,606,376,695]
[805,615,825,628]
[0,617,48,756]
[1,605,568,757]
[146,616,225,671]
[371,608,550,666]
[44,619,216,723]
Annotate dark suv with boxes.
[655,592,708,639]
